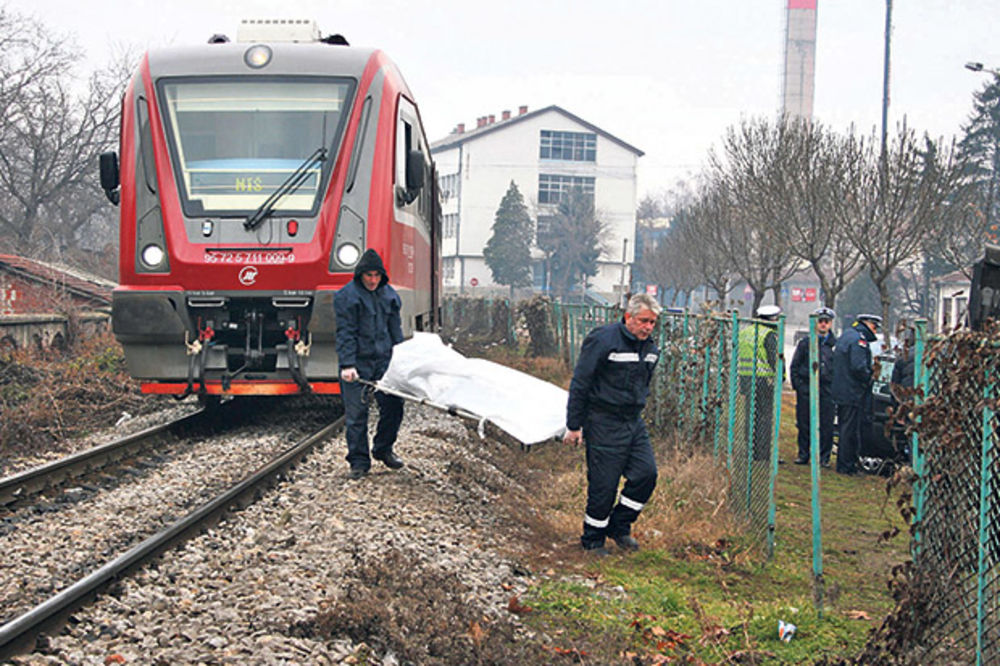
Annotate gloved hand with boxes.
[340,367,359,383]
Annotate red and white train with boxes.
[100,20,440,397]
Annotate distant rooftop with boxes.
[0,254,115,305]
[430,104,644,157]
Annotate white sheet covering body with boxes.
[378,333,568,446]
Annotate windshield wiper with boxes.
[244,147,327,231]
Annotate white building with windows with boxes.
[431,105,643,300]
[934,269,971,332]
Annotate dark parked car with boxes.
[834,353,909,474]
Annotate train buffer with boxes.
[363,333,567,448]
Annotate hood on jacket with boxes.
[354,249,389,289]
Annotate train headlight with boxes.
[244,44,272,69]
[336,243,360,267]
[141,244,165,268]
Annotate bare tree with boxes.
[0,7,132,267]
[838,124,965,340]
[770,118,865,308]
[675,190,733,305]
[708,118,803,312]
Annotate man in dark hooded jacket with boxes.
[831,314,881,475]
[335,249,405,479]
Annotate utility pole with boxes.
[880,0,892,159]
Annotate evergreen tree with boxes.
[957,72,1000,238]
[483,181,533,298]
[539,187,604,301]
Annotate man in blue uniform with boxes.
[564,294,661,555]
[335,249,405,480]
[790,307,837,467]
[832,314,881,475]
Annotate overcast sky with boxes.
[8,0,1000,198]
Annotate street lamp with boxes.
[965,61,1000,76]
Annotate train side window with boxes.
[395,97,430,221]
[136,97,158,194]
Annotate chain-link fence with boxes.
[440,297,515,348]
[439,296,783,554]
[850,321,1000,664]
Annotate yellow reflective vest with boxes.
[737,323,776,378]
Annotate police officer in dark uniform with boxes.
[790,307,837,467]
[335,249,405,480]
[831,314,881,475]
[564,294,661,556]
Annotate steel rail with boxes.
[0,409,208,506]
[0,415,344,660]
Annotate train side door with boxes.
[393,97,433,330]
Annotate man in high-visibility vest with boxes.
[738,305,781,463]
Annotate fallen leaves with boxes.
[507,595,533,614]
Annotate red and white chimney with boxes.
[501,109,511,121]
[518,105,528,115]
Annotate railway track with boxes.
[0,414,344,660]
[0,407,210,508]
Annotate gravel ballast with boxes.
[9,405,547,665]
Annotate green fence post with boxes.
[727,311,739,471]
[702,333,712,446]
[912,319,927,554]
[746,320,759,519]
[679,310,690,434]
[569,308,577,368]
[808,313,824,616]
[507,297,514,346]
[714,321,725,459]
[766,314,785,559]
[976,368,994,666]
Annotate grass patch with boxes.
[474,346,911,663]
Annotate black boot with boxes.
[612,534,640,551]
[374,451,404,469]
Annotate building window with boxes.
[540,130,596,161]
[443,213,458,239]
[538,174,595,205]
[444,257,456,282]
[942,296,952,330]
[956,296,968,327]
[438,172,459,200]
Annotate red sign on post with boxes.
[791,288,803,302]
[470,277,479,287]
[645,284,657,296]
[805,288,817,302]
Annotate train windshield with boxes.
[158,77,355,217]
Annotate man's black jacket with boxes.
[566,320,659,431]
[790,331,836,394]
[334,249,404,370]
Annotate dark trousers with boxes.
[795,389,834,463]
[341,360,404,470]
[836,402,863,473]
[581,413,658,548]
[740,376,774,463]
